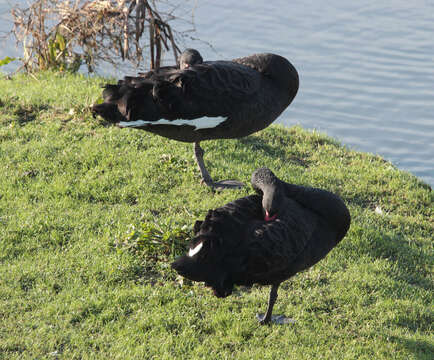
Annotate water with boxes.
[1,0,433,186]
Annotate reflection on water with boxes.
[1,0,433,186]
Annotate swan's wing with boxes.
[153,61,262,118]
[282,183,351,241]
[184,61,260,96]
[246,199,317,279]
[137,65,179,79]
[94,62,263,131]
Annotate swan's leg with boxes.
[193,142,244,189]
[256,283,296,325]
[193,142,214,186]
[258,283,280,325]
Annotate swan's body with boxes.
[171,168,351,324]
[92,52,299,188]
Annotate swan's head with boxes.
[251,167,284,222]
[179,48,203,70]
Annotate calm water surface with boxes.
[1,1,433,186]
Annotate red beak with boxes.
[265,210,277,222]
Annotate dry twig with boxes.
[11,0,192,72]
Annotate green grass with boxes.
[0,72,433,359]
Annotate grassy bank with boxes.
[0,72,432,359]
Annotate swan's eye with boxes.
[188,241,203,257]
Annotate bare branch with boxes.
[10,0,194,72]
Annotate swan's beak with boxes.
[265,210,278,222]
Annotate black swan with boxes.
[92,51,299,188]
[171,168,351,324]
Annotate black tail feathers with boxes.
[102,84,122,102]
[92,76,161,124]
[91,103,123,123]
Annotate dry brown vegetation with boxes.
[11,0,194,72]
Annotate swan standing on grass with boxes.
[171,168,351,325]
[92,50,299,188]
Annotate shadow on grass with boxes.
[14,104,49,125]
[390,336,434,360]
[236,136,310,168]
[352,225,431,291]
[237,135,287,158]
[0,100,50,125]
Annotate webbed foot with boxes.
[256,314,296,325]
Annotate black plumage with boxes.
[171,168,351,324]
[92,51,299,188]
